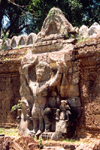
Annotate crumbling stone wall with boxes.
[1,37,100,134]
[0,48,32,127]
[75,38,100,134]
[0,60,21,127]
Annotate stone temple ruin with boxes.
[1,7,100,141]
[18,7,80,139]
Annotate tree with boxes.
[1,0,100,38]
[26,0,100,31]
[27,0,83,33]
[80,0,100,26]
[0,0,8,37]
[0,0,33,38]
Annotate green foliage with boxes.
[1,0,100,38]
[71,34,75,39]
[0,128,3,133]
[2,33,8,40]
[48,7,60,16]
[0,32,8,51]
[11,100,21,112]
[17,45,21,49]
[4,58,9,61]
[76,35,89,43]
[63,138,76,143]
[64,34,69,39]
[1,45,5,51]
[38,137,43,149]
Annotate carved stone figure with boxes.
[56,100,71,121]
[20,53,63,136]
[56,100,72,134]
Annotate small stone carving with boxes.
[56,100,72,134]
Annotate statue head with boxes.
[21,99,29,109]
[36,61,51,82]
[60,100,69,110]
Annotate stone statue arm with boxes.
[49,62,63,87]
[21,55,37,82]
[22,55,38,70]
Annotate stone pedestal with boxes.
[42,132,54,140]
[56,120,68,133]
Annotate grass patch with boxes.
[0,128,4,133]
[0,128,19,136]
[63,138,77,143]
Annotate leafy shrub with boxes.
[11,100,21,112]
